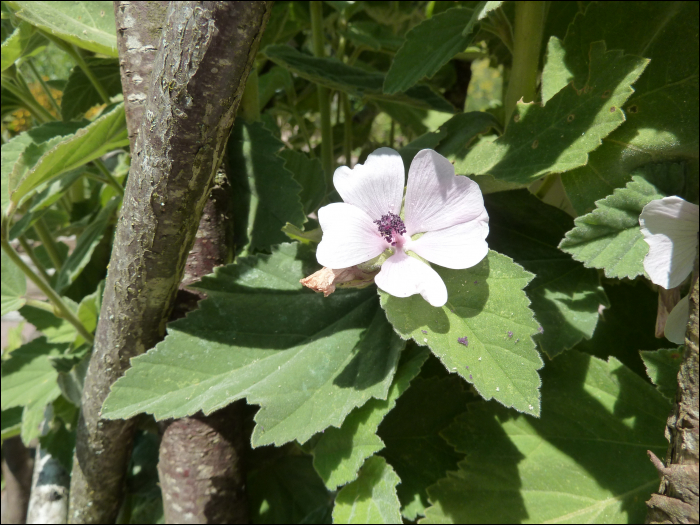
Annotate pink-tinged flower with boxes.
[639,196,699,344]
[316,148,489,307]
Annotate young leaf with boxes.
[54,197,119,293]
[378,375,472,521]
[61,57,121,120]
[424,351,671,524]
[332,456,402,524]
[455,42,649,184]
[485,190,609,358]
[558,164,686,280]
[10,1,117,57]
[10,103,128,207]
[1,248,26,315]
[380,250,543,415]
[227,121,305,253]
[101,243,405,448]
[640,348,683,402]
[384,7,474,95]
[263,44,454,113]
[312,345,429,490]
[551,2,699,213]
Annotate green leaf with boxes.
[277,149,325,215]
[456,41,649,184]
[54,197,119,293]
[281,223,322,245]
[227,121,305,253]
[20,300,77,343]
[10,103,128,206]
[423,351,670,524]
[10,1,117,57]
[39,416,75,472]
[640,348,683,402]
[2,129,35,215]
[1,337,65,444]
[28,168,84,212]
[1,20,32,71]
[61,57,121,120]
[1,407,23,442]
[380,250,543,415]
[102,243,405,448]
[384,7,474,95]
[263,44,454,113]
[1,248,26,315]
[332,456,402,524]
[379,374,472,521]
[461,1,502,37]
[552,2,699,213]
[558,164,687,280]
[248,453,333,524]
[436,111,501,160]
[312,345,429,490]
[485,190,609,358]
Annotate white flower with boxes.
[639,196,699,344]
[316,148,489,307]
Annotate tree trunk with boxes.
[68,3,271,522]
[646,247,700,524]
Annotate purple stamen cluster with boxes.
[374,212,406,246]
[457,336,469,347]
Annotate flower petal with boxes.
[333,147,405,221]
[640,196,699,289]
[375,251,447,307]
[664,294,689,345]
[407,210,489,269]
[404,149,485,235]
[317,203,387,268]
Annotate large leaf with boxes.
[640,347,683,402]
[54,197,119,292]
[277,149,326,216]
[1,20,33,71]
[227,121,305,253]
[2,130,37,215]
[423,351,670,524]
[380,250,543,415]
[485,190,608,358]
[1,337,65,444]
[550,2,700,213]
[384,7,474,95]
[378,374,472,521]
[9,1,117,57]
[61,57,121,120]
[455,42,649,184]
[312,344,429,490]
[332,456,402,524]
[1,248,26,315]
[558,164,687,280]
[10,103,128,206]
[263,44,454,113]
[102,243,405,447]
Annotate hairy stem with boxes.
[310,1,334,186]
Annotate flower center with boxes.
[374,212,406,246]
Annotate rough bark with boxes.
[159,171,248,524]
[0,436,33,524]
[646,245,700,524]
[68,3,271,522]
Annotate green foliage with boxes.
[332,456,402,524]
[640,348,684,402]
[380,251,543,415]
[1,247,26,315]
[102,244,405,447]
[423,351,670,524]
[61,57,121,120]
[559,164,687,279]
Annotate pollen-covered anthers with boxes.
[374,212,406,246]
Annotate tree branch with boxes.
[68,3,271,522]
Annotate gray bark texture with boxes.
[68,3,272,522]
[0,436,33,524]
[26,447,70,524]
[646,246,700,524]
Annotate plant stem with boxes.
[17,236,51,283]
[24,299,56,313]
[310,1,334,186]
[33,218,64,271]
[1,77,53,123]
[241,67,260,122]
[1,220,93,344]
[503,1,546,126]
[389,119,395,149]
[342,93,352,165]
[93,159,125,196]
[25,59,62,115]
